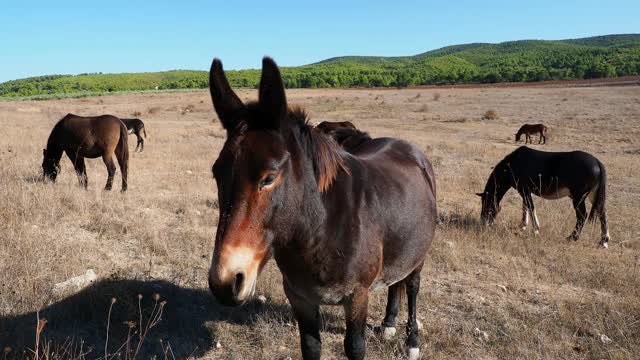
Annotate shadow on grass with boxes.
[0,278,293,359]
[437,211,482,231]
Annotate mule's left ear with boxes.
[209,58,246,130]
[258,57,287,129]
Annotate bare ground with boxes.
[1,85,639,359]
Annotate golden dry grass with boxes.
[1,85,639,359]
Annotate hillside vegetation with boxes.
[2,34,640,97]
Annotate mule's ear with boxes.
[476,192,484,197]
[209,58,246,130]
[258,57,287,128]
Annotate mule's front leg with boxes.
[378,283,403,340]
[284,285,321,360]
[343,286,369,360]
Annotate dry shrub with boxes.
[483,109,498,120]
[433,93,441,101]
[416,104,429,113]
[147,106,161,115]
[131,111,142,117]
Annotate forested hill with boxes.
[2,34,640,97]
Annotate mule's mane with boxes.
[289,107,348,193]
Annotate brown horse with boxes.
[207,57,436,360]
[120,118,147,152]
[42,114,129,191]
[515,123,548,144]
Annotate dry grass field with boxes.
[1,84,639,359]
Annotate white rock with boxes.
[52,269,97,295]
[215,341,222,349]
[496,284,507,292]
[474,327,489,342]
[257,295,267,304]
[186,170,193,175]
[600,334,612,344]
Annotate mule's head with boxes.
[207,57,298,306]
[514,133,521,143]
[41,149,60,181]
[476,191,500,226]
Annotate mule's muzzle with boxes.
[208,270,250,306]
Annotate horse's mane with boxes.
[288,108,348,192]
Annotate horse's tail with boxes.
[588,160,607,223]
[116,121,129,190]
[142,125,147,138]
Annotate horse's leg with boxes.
[538,132,543,144]
[405,265,423,360]
[567,195,587,241]
[116,146,128,192]
[343,286,368,360]
[519,203,529,230]
[102,153,116,191]
[522,191,539,234]
[378,283,403,339]
[284,284,321,360]
[134,132,141,152]
[65,151,87,189]
[76,157,87,189]
[137,129,144,152]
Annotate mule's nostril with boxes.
[233,273,245,296]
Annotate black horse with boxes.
[120,118,147,152]
[477,146,609,247]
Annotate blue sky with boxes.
[0,0,638,82]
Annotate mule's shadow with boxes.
[0,279,293,359]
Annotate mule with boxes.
[207,57,437,360]
[515,123,548,144]
[477,146,609,247]
[42,114,129,191]
[120,118,147,152]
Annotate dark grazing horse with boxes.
[207,57,436,360]
[120,118,147,152]
[477,146,609,247]
[315,120,356,134]
[515,123,548,144]
[316,122,372,152]
[42,114,129,191]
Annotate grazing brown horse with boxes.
[477,146,609,247]
[207,57,436,360]
[42,114,129,191]
[315,120,356,133]
[120,118,147,152]
[515,123,548,144]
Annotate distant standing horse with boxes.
[120,118,147,152]
[207,57,437,360]
[477,146,609,247]
[42,114,129,191]
[515,123,548,144]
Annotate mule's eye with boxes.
[259,174,277,189]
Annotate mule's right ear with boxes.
[209,58,246,130]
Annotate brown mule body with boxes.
[515,123,548,144]
[42,114,129,191]
[206,58,436,360]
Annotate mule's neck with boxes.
[45,133,64,163]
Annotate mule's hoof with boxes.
[381,326,396,340]
[534,230,539,236]
[407,347,420,360]
[600,242,609,249]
